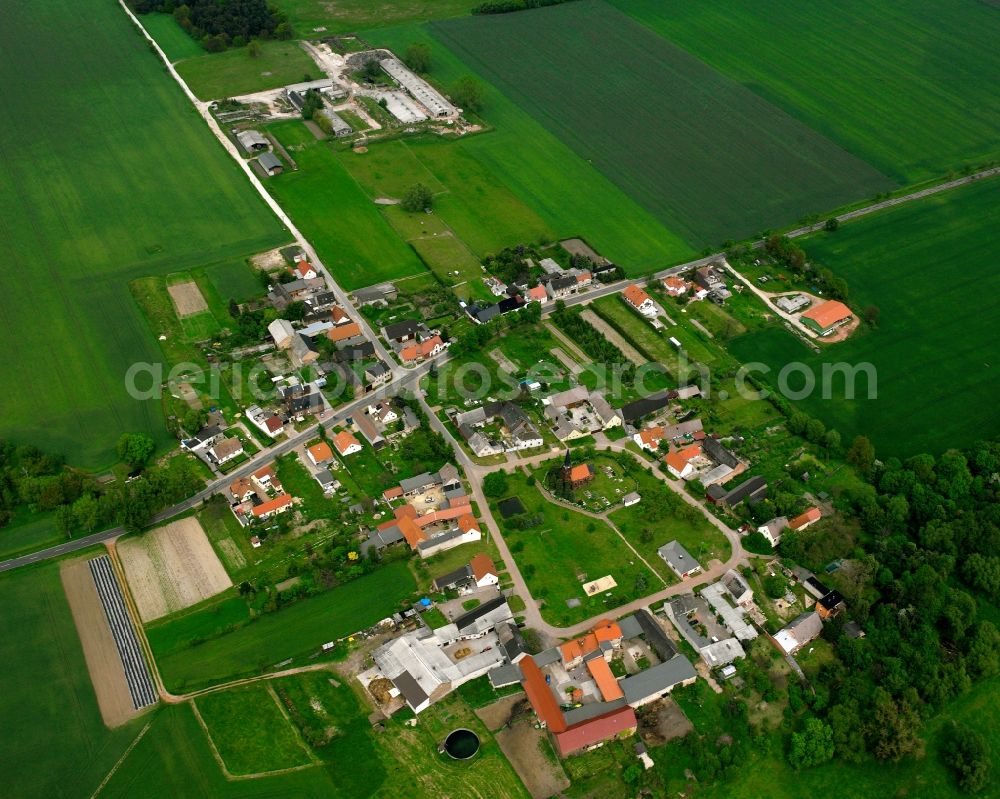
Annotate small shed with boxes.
[320,108,353,137]
[257,152,283,176]
[236,129,268,152]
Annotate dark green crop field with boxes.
[431,0,892,248]
[728,177,1000,457]
[0,0,287,467]
[615,0,1000,183]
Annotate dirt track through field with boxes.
[496,721,569,799]
[118,518,232,622]
[61,557,139,728]
[167,281,208,317]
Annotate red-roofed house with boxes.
[400,336,446,363]
[519,659,566,732]
[306,442,333,466]
[623,284,657,317]
[662,276,687,296]
[592,619,623,645]
[252,493,293,520]
[559,633,600,669]
[229,477,255,503]
[330,305,350,325]
[633,426,664,451]
[470,553,499,588]
[333,431,362,456]
[382,485,404,501]
[567,463,593,487]
[789,507,822,531]
[328,321,362,343]
[294,262,317,279]
[800,300,853,336]
[528,285,548,303]
[586,657,624,702]
[665,444,702,479]
[575,271,593,286]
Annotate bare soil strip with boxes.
[496,720,570,799]
[118,518,232,622]
[61,557,140,728]
[580,309,647,366]
[167,280,208,317]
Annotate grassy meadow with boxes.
[140,12,204,61]
[367,22,696,272]
[728,176,1000,456]
[431,1,892,247]
[195,684,314,774]
[615,0,1000,183]
[0,0,287,467]
[266,121,427,288]
[149,560,417,691]
[271,0,479,33]
[177,40,321,100]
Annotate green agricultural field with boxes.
[728,177,1000,457]
[0,0,288,467]
[266,121,427,288]
[204,258,264,303]
[0,560,142,799]
[195,685,313,775]
[431,1,892,247]
[151,561,417,691]
[177,40,322,100]
[140,12,204,61]
[271,0,479,33]
[493,471,659,626]
[366,23,695,272]
[614,0,1000,183]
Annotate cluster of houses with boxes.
[451,401,544,457]
[182,422,246,469]
[542,385,620,441]
[659,265,732,304]
[227,463,295,533]
[264,254,394,395]
[362,464,483,558]
[757,506,822,548]
[771,295,854,337]
[380,319,448,365]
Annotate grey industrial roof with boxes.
[617,614,643,640]
[257,151,282,171]
[489,663,523,689]
[619,655,697,704]
[634,609,679,661]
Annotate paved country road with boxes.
[0,363,435,573]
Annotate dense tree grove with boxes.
[0,438,203,538]
[134,0,290,51]
[472,0,578,14]
[800,440,1000,763]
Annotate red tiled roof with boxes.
[553,706,637,756]
[400,336,443,363]
[264,415,283,432]
[330,306,349,323]
[252,493,293,517]
[592,619,622,643]
[528,285,547,300]
[229,477,252,499]
[295,262,314,278]
[576,271,592,283]
[789,506,822,530]
[586,657,624,701]
[665,443,702,474]
[333,431,360,455]
[638,427,664,447]
[623,284,650,308]
[398,515,427,549]
[568,464,592,482]
[470,553,497,582]
[801,300,852,329]
[328,322,362,342]
[253,464,275,481]
[382,486,404,500]
[519,658,566,731]
[307,442,333,463]
[457,513,480,534]
[560,633,599,664]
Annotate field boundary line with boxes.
[265,682,323,765]
[89,720,153,799]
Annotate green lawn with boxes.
[266,121,427,289]
[0,0,288,467]
[366,23,695,273]
[270,0,479,33]
[204,258,265,303]
[431,1,892,247]
[140,12,204,61]
[177,40,321,100]
[614,0,1000,184]
[728,176,1000,456]
[493,471,659,626]
[195,685,313,775]
[151,561,417,691]
[0,511,61,560]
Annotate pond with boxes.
[443,728,481,760]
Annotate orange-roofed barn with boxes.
[789,506,822,531]
[586,656,625,701]
[333,430,362,456]
[800,300,852,336]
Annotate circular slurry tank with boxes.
[443,728,481,760]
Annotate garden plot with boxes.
[118,518,232,622]
[167,281,208,317]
